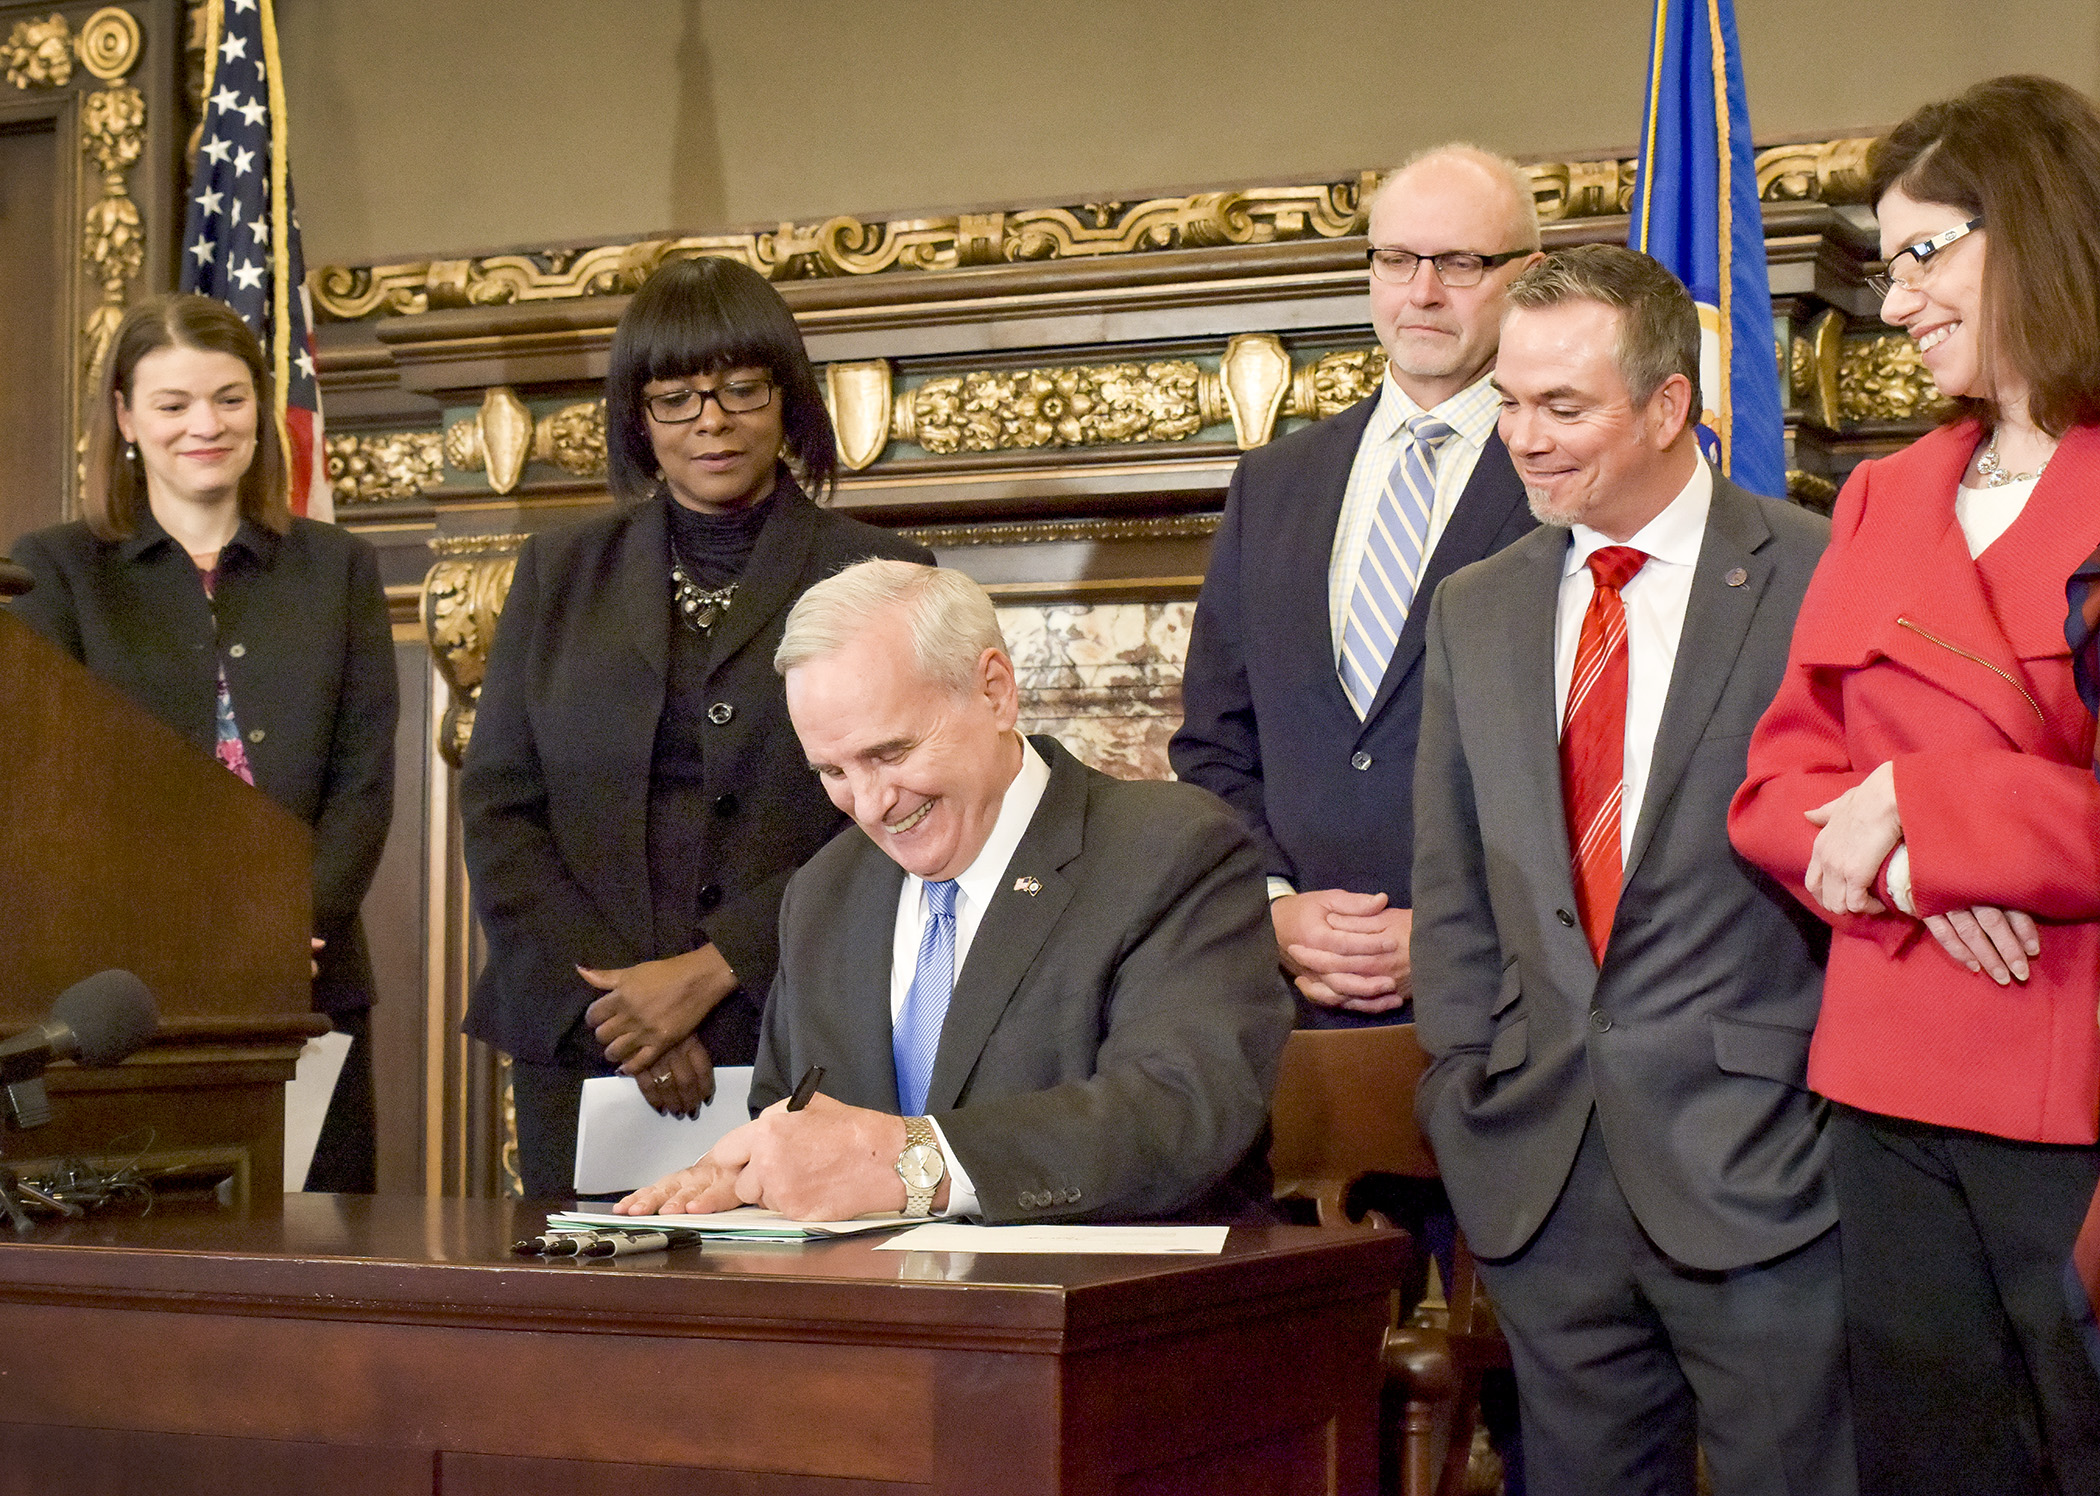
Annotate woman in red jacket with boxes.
[1730,77,2100,1495]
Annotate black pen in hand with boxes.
[787,1065,825,1111]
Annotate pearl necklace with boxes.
[1975,432,2051,488]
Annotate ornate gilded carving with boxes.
[532,400,607,478]
[1291,348,1387,421]
[313,142,1879,321]
[446,387,536,494]
[1786,470,1839,510]
[3,13,71,89]
[1791,308,1845,430]
[1529,158,1636,221]
[75,7,140,81]
[75,19,144,391]
[326,431,444,505]
[1755,137,1874,207]
[1218,335,1291,450]
[893,361,1209,455]
[423,535,527,766]
[899,513,1219,551]
[1839,332,1944,425]
[825,361,894,472]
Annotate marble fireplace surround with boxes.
[1002,601,1192,782]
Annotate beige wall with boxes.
[280,0,2100,269]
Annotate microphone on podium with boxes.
[0,971,160,1127]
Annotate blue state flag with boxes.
[1629,0,1786,498]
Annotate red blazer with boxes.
[1730,420,2100,1144]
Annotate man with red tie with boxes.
[1409,245,1849,1496]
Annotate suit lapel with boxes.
[1624,480,1768,883]
[1501,533,1585,910]
[1281,398,1376,718]
[616,498,672,684]
[1362,432,1529,728]
[834,839,909,1110]
[923,739,1084,1113]
[702,479,819,682]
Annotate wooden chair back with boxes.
[1269,1023,1439,1227]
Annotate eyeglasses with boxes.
[643,378,776,424]
[1866,217,1982,300]
[1366,247,1530,288]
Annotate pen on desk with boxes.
[512,1233,562,1256]
[581,1230,673,1258]
[542,1232,592,1257]
[786,1064,826,1111]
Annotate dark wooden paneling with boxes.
[0,1423,434,1496]
[0,115,66,551]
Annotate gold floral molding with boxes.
[313,138,1878,321]
[3,11,71,88]
[900,513,1220,551]
[423,534,527,766]
[447,391,607,494]
[327,431,444,506]
[1790,308,1946,427]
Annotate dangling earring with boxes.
[124,442,137,462]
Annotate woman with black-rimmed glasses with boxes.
[460,256,929,1197]
[1732,76,2100,1494]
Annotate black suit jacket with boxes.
[8,512,397,1014]
[1171,394,1535,1021]
[752,737,1294,1224]
[459,485,930,1066]
[1411,478,1834,1270]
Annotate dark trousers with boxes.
[511,1058,590,1202]
[1476,1117,1854,1496]
[304,1008,374,1194]
[1831,1106,2100,1496]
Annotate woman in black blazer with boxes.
[459,257,930,1197]
[10,293,397,1192]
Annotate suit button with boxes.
[246,728,266,743]
[227,642,246,658]
[707,702,734,725]
[1350,751,1373,771]
[1556,909,1576,928]
[1019,1190,1039,1208]
[697,884,722,911]
[1588,1008,1612,1032]
[1063,1188,1081,1204]
[712,793,738,817]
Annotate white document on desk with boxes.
[875,1224,1229,1254]
[284,1030,353,1192]
[571,1068,753,1195]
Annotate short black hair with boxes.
[604,256,838,502]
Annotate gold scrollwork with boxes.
[1291,348,1387,421]
[899,513,1221,551]
[423,535,527,766]
[326,431,444,505]
[444,387,536,494]
[312,141,1879,321]
[3,13,71,89]
[1839,332,1944,425]
[893,361,1210,455]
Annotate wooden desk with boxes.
[0,1196,1403,1495]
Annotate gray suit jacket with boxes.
[753,736,1294,1224]
[1411,476,1834,1271]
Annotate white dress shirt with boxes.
[1326,369,1504,656]
[1552,461,1713,863]
[886,734,1051,1217]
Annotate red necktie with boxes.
[1561,545,1648,966]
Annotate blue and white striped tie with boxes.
[894,878,959,1116]
[1338,414,1455,718]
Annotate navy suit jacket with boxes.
[1171,394,1535,1023]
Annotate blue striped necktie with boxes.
[894,878,959,1116]
[1338,414,1456,718]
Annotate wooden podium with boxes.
[0,1196,1404,1494]
[0,605,320,1201]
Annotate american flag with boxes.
[2065,543,2100,1376]
[178,0,329,520]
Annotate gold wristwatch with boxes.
[895,1116,945,1216]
